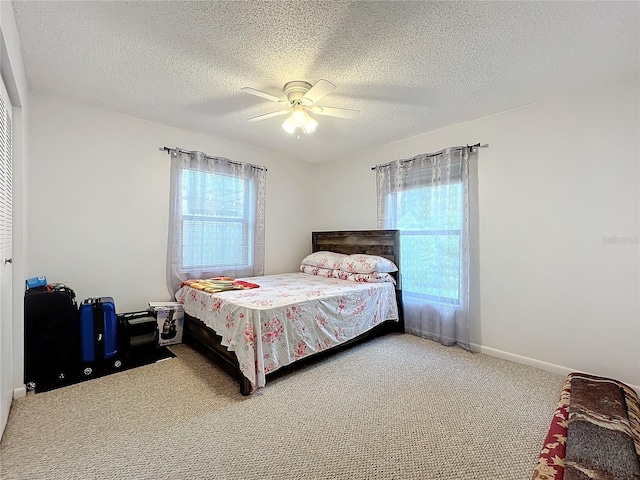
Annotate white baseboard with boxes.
[470,342,640,394]
[13,386,26,399]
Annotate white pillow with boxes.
[300,251,347,270]
[338,254,398,274]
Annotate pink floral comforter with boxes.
[175,273,399,391]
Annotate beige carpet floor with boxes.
[0,334,564,480]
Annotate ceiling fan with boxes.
[240,79,360,135]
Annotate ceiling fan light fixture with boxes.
[303,115,318,133]
[282,117,296,134]
[282,107,318,135]
[291,108,307,127]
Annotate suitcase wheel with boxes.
[114,360,122,369]
[83,367,93,376]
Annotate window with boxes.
[376,146,474,348]
[392,183,463,304]
[167,149,265,293]
[181,168,254,271]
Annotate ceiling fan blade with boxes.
[247,109,291,122]
[309,105,360,119]
[241,87,289,105]
[300,79,336,105]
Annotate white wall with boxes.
[28,92,315,312]
[313,75,640,387]
[0,1,29,437]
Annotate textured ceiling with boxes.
[12,1,640,163]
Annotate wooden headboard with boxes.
[311,230,401,289]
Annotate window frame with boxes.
[387,182,464,306]
[179,166,256,274]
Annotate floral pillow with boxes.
[300,265,334,277]
[338,254,398,274]
[333,269,396,285]
[300,251,346,270]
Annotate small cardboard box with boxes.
[151,305,184,346]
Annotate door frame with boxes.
[0,2,29,443]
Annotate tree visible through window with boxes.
[376,146,473,348]
[393,183,462,304]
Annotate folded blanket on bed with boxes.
[181,277,259,294]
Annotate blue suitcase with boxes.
[80,297,120,375]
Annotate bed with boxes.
[175,230,403,395]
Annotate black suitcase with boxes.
[24,286,79,390]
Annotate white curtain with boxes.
[376,146,474,349]
[167,149,266,294]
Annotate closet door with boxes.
[0,77,12,437]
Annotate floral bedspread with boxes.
[175,273,399,391]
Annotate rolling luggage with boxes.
[79,297,120,375]
[24,285,79,390]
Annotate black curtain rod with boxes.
[370,143,486,171]
[159,146,268,172]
